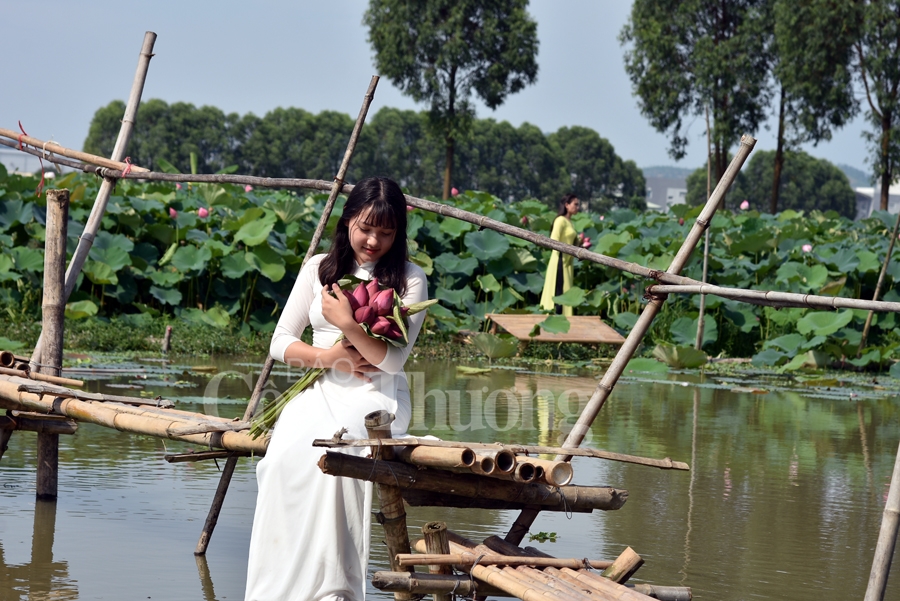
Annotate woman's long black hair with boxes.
[318,176,410,296]
[557,193,579,217]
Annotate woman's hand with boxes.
[321,283,357,333]
[327,339,378,382]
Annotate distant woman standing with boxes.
[540,193,580,316]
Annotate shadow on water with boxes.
[2,355,900,600]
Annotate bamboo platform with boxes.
[487,314,625,345]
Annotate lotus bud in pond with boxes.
[371,288,394,316]
[365,278,380,298]
[802,244,813,253]
[198,207,209,218]
[520,216,528,226]
[245,185,253,192]
[169,207,177,218]
[371,316,392,335]
[354,305,377,326]
[740,200,750,210]
[451,187,459,197]
[343,290,361,312]
[351,282,369,308]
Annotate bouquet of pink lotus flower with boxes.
[249,277,437,438]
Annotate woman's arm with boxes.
[549,215,566,242]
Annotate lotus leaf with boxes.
[669,315,717,348]
[552,286,586,307]
[435,286,476,306]
[0,254,13,273]
[65,300,99,320]
[652,343,707,368]
[507,272,544,294]
[536,315,570,334]
[221,252,252,279]
[410,250,433,275]
[147,269,184,287]
[149,285,183,306]
[752,348,789,366]
[504,247,539,272]
[464,229,509,261]
[234,213,277,247]
[796,310,853,336]
[824,248,860,273]
[245,245,285,282]
[171,245,212,273]
[613,312,638,331]
[0,336,25,350]
[11,247,43,272]
[83,261,118,285]
[624,357,669,373]
[439,218,473,237]
[0,199,34,229]
[433,253,478,276]
[593,231,631,256]
[471,332,518,360]
[477,274,502,293]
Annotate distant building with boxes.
[645,176,687,212]
[856,184,900,219]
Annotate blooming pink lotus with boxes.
[244,185,253,193]
[198,207,209,218]
[802,244,813,252]
[169,207,177,218]
[740,200,750,210]
[451,187,459,197]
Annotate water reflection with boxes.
[1,358,898,600]
[1,500,78,600]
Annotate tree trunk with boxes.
[771,86,786,214]
[880,113,892,211]
[442,138,455,200]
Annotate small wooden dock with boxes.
[487,314,625,345]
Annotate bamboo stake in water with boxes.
[505,134,757,545]
[36,189,69,501]
[194,75,380,556]
[30,31,157,369]
[864,439,900,601]
[859,210,900,354]
[696,103,713,351]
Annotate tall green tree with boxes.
[364,0,539,199]
[620,0,773,181]
[771,0,861,213]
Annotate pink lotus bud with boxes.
[678,217,685,226]
[407,205,415,211]
[244,185,253,192]
[371,288,394,316]
[365,278,380,299]
[451,187,459,197]
[582,239,591,249]
[400,305,409,316]
[169,207,177,218]
[520,216,528,225]
[198,207,209,218]
[802,244,813,253]
[740,200,750,210]
[351,282,369,308]
[371,316,392,335]
[385,323,404,340]
[342,289,361,312]
[354,305,377,326]
[176,183,182,190]
[599,215,605,221]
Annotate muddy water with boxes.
[1,356,898,600]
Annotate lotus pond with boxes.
[1,355,899,600]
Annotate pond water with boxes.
[1,356,899,600]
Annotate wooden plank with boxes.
[487,314,624,345]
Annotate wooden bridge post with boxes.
[36,189,68,501]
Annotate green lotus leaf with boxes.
[234,213,277,247]
[856,250,881,273]
[669,315,718,348]
[439,218,473,237]
[0,254,13,273]
[146,269,184,287]
[435,286,476,306]
[504,247,539,272]
[11,247,43,272]
[434,253,478,276]
[221,251,252,279]
[0,336,25,350]
[477,273,502,293]
[64,300,98,320]
[149,285,182,306]
[245,245,285,282]
[552,286,586,307]
[796,310,854,336]
[83,260,118,285]
[464,229,510,261]
[0,199,34,229]
[471,332,518,359]
[171,245,212,273]
[613,312,638,331]
[652,343,707,369]
[535,315,570,335]
[624,357,669,373]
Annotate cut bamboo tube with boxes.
[487,461,537,483]
[396,553,612,570]
[366,410,413,601]
[400,488,593,513]
[505,134,757,545]
[422,521,452,601]
[37,189,68,502]
[476,449,516,473]
[516,457,573,486]
[399,445,475,469]
[0,414,77,435]
[371,571,510,597]
[865,438,900,601]
[600,547,644,584]
[470,455,496,475]
[0,351,14,367]
[314,438,690,471]
[0,129,150,173]
[30,31,156,369]
[16,382,174,408]
[0,366,84,388]
[318,451,628,511]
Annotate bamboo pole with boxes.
[864,439,900,601]
[396,553,612,570]
[29,31,156,369]
[600,547,644,584]
[16,382,174,408]
[646,283,900,312]
[365,410,414,601]
[0,129,150,173]
[193,76,381,555]
[165,450,252,463]
[314,438,690,471]
[0,367,83,388]
[36,189,68,501]
[399,445,475,469]
[860,210,900,353]
[371,571,509,597]
[505,134,757,545]
[516,457,573,486]
[317,451,629,512]
[422,521,452,601]
[0,414,77,435]
[400,488,593,513]
[695,103,713,351]
[476,449,516,473]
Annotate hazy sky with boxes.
[2,0,874,177]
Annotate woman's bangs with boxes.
[361,201,398,231]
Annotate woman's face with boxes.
[566,198,581,216]
[348,208,396,265]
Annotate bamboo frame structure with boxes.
[29,31,156,368]
[421,521,453,601]
[864,439,900,600]
[0,128,149,173]
[395,553,613,570]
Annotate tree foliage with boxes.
[620,0,773,180]
[685,149,856,218]
[364,0,539,199]
[83,101,644,209]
